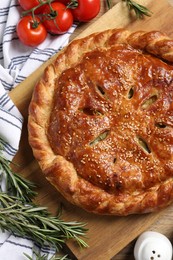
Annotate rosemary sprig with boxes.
[24,252,69,260]
[106,0,152,19]
[106,0,112,9]
[0,193,88,250]
[0,141,88,257]
[123,0,152,19]
[0,144,36,202]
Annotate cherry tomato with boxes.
[16,15,47,47]
[57,0,70,4]
[42,2,73,34]
[72,0,100,22]
[18,0,47,14]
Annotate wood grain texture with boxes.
[9,0,173,259]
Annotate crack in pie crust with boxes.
[28,28,173,216]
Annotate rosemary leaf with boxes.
[0,140,88,256]
[0,145,36,202]
[123,0,152,19]
[24,252,69,260]
[106,0,152,19]
[0,193,88,250]
[106,0,112,9]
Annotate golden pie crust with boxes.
[28,28,173,216]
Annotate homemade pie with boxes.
[28,28,173,216]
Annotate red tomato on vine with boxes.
[16,15,47,47]
[71,0,101,22]
[57,0,101,22]
[57,0,70,4]
[42,2,73,34]
[18,0,47,14]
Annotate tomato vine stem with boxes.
[66,0,78,9]
[30,19,40,29]
[21,0,54,17]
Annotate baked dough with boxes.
[28,28,173,216]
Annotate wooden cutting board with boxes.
[9,0,173,259]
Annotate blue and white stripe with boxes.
[0,232,56,260]
[0,0,77,258]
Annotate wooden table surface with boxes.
[71,1,173,259]
[114,206,173,259]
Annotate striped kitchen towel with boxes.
[0,0,77,259]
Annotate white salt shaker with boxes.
[134,231,173,260]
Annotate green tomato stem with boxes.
[21,0,54,17]
[66,0,78,9]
